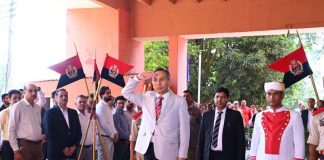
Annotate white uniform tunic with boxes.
[250,107,305,160]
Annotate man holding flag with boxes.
[250,82,305,160]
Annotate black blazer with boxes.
[196,108,245,160]
[44,105,82,160]
[301,108,317,129]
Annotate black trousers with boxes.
[209,150,225,160]
[113,139,130,160]
[1,140,14,160]
[144,143,158,160]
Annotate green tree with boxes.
[188,36,298,106]
[144,33,324,108]
[144,41,169,71]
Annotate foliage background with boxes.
[144,33,324,109]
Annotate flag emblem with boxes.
[49,55,86,89]
[289,60,304,76]
[66,65,78,79]
[109,65,119,78]
[101,55,133,87]
[268,46,313,88]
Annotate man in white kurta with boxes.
[250,82,305,160]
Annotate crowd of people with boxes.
[0,68,324,160]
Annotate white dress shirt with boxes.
[77,110,94,145]
[211,107,227,151]
[151,92,170,143]
[8,99,43,151]
[96,100,117,138]
[307,109,314,132]
[59,106,70,128]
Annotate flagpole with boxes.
[295,29,303,47]
[94,49,97,94]
[73,43,93,160]
[296,30,320,101]
[91,48,97,159]
[74,41,79,54]
[310,75,320,101]
[78,53,107,160]
[93,53,108,99]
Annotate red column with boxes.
[168,36,188,94]
[118,9,145,74]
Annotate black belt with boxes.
[18,138,42,145]
[78,144,92,149]
[101,134,110,138]
[119,138,128,142]
[211,150,223,154]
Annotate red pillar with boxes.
[168,36,188,94]
[118,9,145,74]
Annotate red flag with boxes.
[49,55,86,89]
[101,55,133,87]
[93,59,100,83]
[268,46,313,88]
[93,58,100,91]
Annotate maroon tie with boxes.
[155,96,164,120]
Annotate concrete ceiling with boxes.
[67,0,103,9]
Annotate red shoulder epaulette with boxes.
[133,111,143,120]
[312,107,324,116]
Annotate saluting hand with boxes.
[137,72,155,82]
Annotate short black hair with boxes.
[51,90,56,99]
[88,93,94,99]
[76,94,87,101]
[7,90,21,98]
[55,88,67,97]
[154,68,170,79]
[114,96,126,106]
[308,98,315,101]
[215,87,230,98]
[183,90,192,95]
[99,86,110,99]
[1,93,8,100]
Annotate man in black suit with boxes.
[44,88,82,160]
[196,87,245,160]
[301,98,317,132]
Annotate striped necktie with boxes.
[212,111,223,148]
[155,96,163,120]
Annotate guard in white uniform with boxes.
[250,82,305,160]
[307,106,324,160]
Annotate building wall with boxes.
[130,0,324,38]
